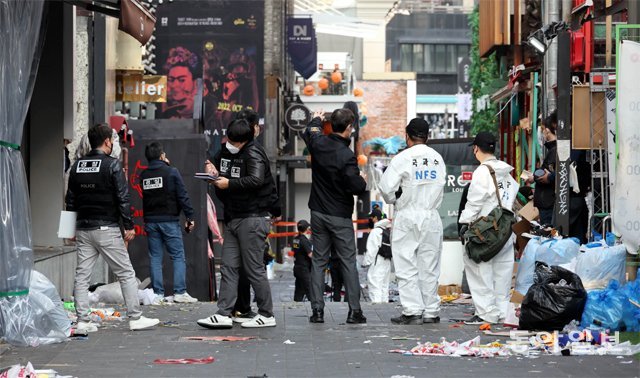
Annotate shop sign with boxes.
[116,74,167,102]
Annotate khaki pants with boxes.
[74,227,142,321]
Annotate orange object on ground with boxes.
[479,323,491,331]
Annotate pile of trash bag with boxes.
[0,271,71,347]
[515,237,627,296]
[581,271,640,332]
[519,262,587,331]
[515,237,580,295]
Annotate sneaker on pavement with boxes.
[232,310,258,323]
[464,315,493,325]
[76,321,99,333]
[391,314,422,325]
[151,295,166,306]
[173,292,198,303]
[423,316,440,324]
[240,314,276,328]
[129,316,160,330]
[197,314,233,329]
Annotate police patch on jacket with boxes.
[231,166,241,178]
[143,177,163,190]
[76,160,101,173]
[220,158,231,174]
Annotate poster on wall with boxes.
[155,0,264,157]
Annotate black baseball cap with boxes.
[297,220,310,231]
[406,118,429,139]
[469,132,497,150]
[368,208,383,219]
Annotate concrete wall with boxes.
[67,15,90,162]
[29,3,74,248]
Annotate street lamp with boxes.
[526,21,569,56]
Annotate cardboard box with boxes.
[504,291,525,328]
[518,202,539,222]
[512,219,532,258]
[438,284,461,296]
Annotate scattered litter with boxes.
[390,375,415,378]
[620,361,634,364]
[183,336,255,342]
[370,335,389,338]
[392,337,420,340]
[153,357,214,365]
[162,321,180,327]
[0,362,36,378]
[449,323,462,328]
[283,339,296,345]
[479,323,491,331]
[388,335,640,358]
[363,340,372,344]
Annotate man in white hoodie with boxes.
[379,118,447,324]
[362,208,392,303]
[459,132,519,325]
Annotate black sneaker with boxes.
[391,314,422,325]
[232,310,258,324]
[464,315,487,325]
[346,310,366,324]
[309,309,324,323]
[423,316,440,324]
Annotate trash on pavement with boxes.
[183,336,255,342]
[519,262,587,331]
[575,241,626,291]
[0,362,36,378]
[153,357,215,364]
[479,323,491,331]
[283,339,296,344]
[581,280,627,331]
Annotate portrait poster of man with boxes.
[154,0,264,157]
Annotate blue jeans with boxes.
[145,221,187,296]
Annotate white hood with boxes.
[374,218,392,229]
[459,158,520,224]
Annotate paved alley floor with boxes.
[1,268,638,378]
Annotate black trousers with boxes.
[330,258,344,302]
[234,270,252,314]
[293,265,311,302]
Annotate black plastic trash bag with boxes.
[519,261,587,331]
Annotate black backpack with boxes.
[376,227,392,260]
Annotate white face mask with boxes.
[226,141,241,154]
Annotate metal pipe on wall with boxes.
[543,0,560,116]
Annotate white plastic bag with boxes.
[514,237,542,294]
[576,241,627,291]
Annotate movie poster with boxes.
[155,0,264,156]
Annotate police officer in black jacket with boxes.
[302,108,367,324]
[66,124,159,332]
[140,142,197,304]
[197,119,279,329]
[292,220,313,302]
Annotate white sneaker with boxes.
[129,316,160,330]
[240,314,276,328]
[151,295,166,306]
[197,314,233,329]
[76,321,99,333]
[173,292,198,303]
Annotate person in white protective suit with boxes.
[459,132,519,325]
[362,208,392,303]
[379,118,446,324]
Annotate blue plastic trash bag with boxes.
[580,280,627,331]
[515,237,542,294]
[620,272,640,332]
[535,237,581,272]
[575,241,627,291]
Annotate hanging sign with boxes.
[116,73,167,102]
